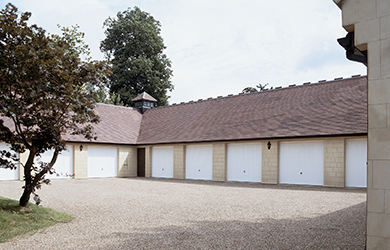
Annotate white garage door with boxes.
[280,141,324,186]
[152,146,173,178]
[88,146,117,178]
[37,146,73,179]
[186,145,213,180]
[0,143,18,181]
[227,143,262,182]
[346,139,367,188]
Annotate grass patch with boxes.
[0,196,73,243]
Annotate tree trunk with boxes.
[18,146,59,207]
[19,188,32,207]
[19,146,36,207]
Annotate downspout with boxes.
[337,32,367,66]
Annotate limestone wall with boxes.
[324,138,345,187]
[262,140,279,184]
[145,146,152,177]
[212,143,227,181]
[14,136,367,189]
[173,145,185,179]
[73,143,88,179]
[118,146,137,178]
[335,0,390,248]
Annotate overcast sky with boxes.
[2,0,366,104]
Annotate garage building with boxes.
[1,76,367,188]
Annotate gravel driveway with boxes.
[0,178,366,249]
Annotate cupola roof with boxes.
[132,92,157,102]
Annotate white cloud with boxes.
[1,0,366,104]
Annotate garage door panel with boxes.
[37,146,73,179]
[227,143,262,182]
[346,139,367,188]
[88,146,117,178]
[0,143,18,181]
[279,141,324,185]
[186,145,212,180]
[152,146,173,178]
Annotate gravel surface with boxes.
[0,178,366,249]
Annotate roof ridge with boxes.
[132,91,157,102]
[96,103,135,110]
[158,74,367,109]
[137,75,367,144]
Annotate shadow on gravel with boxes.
[98,201,366,250]
[127,177,367,194]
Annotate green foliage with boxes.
[106,92,125,106]
[242,83,273,93]
[51,25,112,103]
[50,24,91,61]
[241,87,258,93]
[100,6,174,107]
[0,3,111,206]
[84,84,125,106]
[81,81,125,106]
[0,196,73,242]
[84,83,108,103]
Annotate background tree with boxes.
[50,24,92,61]
[0,3,111,207]
[51,25,119,105]
[100,6,174,107]
[242,83,272,93]
[241,87,258,93]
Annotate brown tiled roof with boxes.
[0,77,368,146]
[137,76,367,144]
[66,104,142,144]
[132,92,157,102]
[1,103,143,145]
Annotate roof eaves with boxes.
[136,133,368,146]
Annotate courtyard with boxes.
[0,178,366,249]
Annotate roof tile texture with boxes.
[137,76,367,144]
[66,104,142,144]
[132,92,157,102]
[0,77,367,146]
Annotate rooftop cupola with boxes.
[132,92,157,114]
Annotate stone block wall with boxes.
[118,146,137,177]
[324,138,345,187]
[261,140,279,184]
[144,146,152,177]
[173,145,185,179]
[73,143,88,179]
[335,0,390,248]
[212,143,227,181]
[15,137,365,188]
